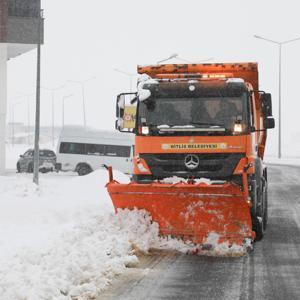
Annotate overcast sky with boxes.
[6,0,300,157]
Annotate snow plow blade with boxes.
[107,178,255,247]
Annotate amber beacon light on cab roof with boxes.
[106,62,275,250]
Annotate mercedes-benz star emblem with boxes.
[184,154,200,170]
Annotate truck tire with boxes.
[251,159,266,241]
[252,215,264,241]
[77,164,92,176]
[262,177,268,230]
[250,179,258,217]
[255,159,263,215]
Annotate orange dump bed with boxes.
[138,62,259,90]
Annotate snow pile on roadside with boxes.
[0,208,159,300]
[0,168,248,299]
[0,170,143,300]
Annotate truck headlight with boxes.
[142,126,149,135]
[234,122,243,133]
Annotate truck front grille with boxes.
[140,153,244,179]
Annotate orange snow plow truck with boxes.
[106,62,275,247]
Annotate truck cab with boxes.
[116,63,274,183]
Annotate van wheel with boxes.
[77,164,92,176]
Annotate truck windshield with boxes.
[138,94,248,133]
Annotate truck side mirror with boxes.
[116,94,125,118]
[264,117,275,129]
[261,93,272,117]
[115,93,137,132]
[115,119,122,130]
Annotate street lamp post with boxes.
[254,35,300,159]
[62,94,73,128]
[10,101,22,146]
[42,85,65,147]
[157,53,179,64]
[68,77,96,128]
[156,54,214,64]
[113,69,136,93]
[33,7,43,185]
[14,93,34,145]
[10,94,31,146]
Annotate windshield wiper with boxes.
[191,122,224,127]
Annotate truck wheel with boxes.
[255,160,263,214]
[252,215,264,241]
[251,180,266,241]
[250,179,258,217]
[262,178,268,230]
[77,164,92,176]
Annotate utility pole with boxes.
[33,6,42,185]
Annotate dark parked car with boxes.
[17,149,56,173]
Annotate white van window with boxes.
[59,142,131,158]
[105,145,130,157]
[60,142,85,154]
[86,144,105,156]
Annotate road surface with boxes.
[101,164,300,300]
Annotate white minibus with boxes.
[56,127,134,176]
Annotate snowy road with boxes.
[101,164,300,300]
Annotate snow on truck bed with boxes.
[0,170,247,299]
